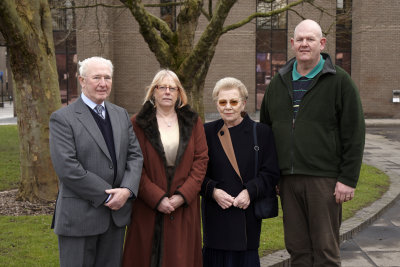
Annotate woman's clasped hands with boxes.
[213,188,250,210]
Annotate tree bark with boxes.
[0,0,61,202]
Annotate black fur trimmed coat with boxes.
[123,101,208,267]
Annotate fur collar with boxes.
[136,101,199,168]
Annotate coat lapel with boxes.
[217,123,243,182]
[74,98,112,161]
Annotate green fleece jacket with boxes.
[260,53,365,188]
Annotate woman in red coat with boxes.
[122,69,208,267]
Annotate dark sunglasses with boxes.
[218,99,240,107]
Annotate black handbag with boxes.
[252,122,279,219]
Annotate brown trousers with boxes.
[280,175,342,267]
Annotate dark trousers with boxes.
[280,175,342,267]
[58,220,125,267]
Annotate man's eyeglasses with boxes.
[88,75,112,83]
[218,99,240,107]
[156,85,178,92]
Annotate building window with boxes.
[49,0,78,105]
[256,0,288,110]
[160,0,176,31]
[336,0,352,74]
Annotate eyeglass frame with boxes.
[155,85,179,93]
[84,75,112,83]
[217,98,242,107]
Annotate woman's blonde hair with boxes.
[212,77,248,102]
[144,69,188,108]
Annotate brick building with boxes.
[1,0,399,118]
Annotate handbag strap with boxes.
[253,122,259,178]
[218,123,243,182]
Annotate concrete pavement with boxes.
[339,130,400,267]
[0,101,16,125]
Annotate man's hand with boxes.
[157,197,175,214]
[213,188,235,209]
[334,182,355,204]
[233,189,250,210]
[104,188,131,210]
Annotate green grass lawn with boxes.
[0,125,20,191]
[0,125,390,263]
[0,216,58,267]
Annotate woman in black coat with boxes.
[201,77,280,267]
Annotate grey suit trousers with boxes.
[58,220,125,267]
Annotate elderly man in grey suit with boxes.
[49,56,143,267]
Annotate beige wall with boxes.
[352,0,400,118]
[201,1,256,119]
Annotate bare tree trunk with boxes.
[0,0,61,202]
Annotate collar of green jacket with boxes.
[279,53,336,78]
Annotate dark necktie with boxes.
[94,105,105,119]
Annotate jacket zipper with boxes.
[291,117,295,174]
[288,77,318,174]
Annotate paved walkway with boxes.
[0,101,16,125]
[340,132,400,267]
[261,129,400,266]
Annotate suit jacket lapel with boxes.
[107,102,121,158]
[75,98,112,161]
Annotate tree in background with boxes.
[0,0,60,202]
[119,0,311,116]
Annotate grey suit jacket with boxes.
[49,97,143,237]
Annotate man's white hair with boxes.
[78,56,114,77]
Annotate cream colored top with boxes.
[159,122,180,166]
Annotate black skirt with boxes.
[203,247,260,267]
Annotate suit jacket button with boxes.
[109,165,113,169]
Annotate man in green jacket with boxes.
[260,19,365,267]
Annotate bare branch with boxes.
[324,21,336,36]
[201,7,211,21]
[121,0,175,67]
[178,0,236,75]
[148,13,175,41]
[222,0,307,34]
[53,3,126,10]
[94,4,105,54]
[53,29,74,46]
[289,8,306,21]
[53,1,184,10]
[144,2,184,8]
[307,1,335,18]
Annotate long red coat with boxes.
[122,102,208,267]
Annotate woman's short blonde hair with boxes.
[212,77,248,102]
[144,69,188,108]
